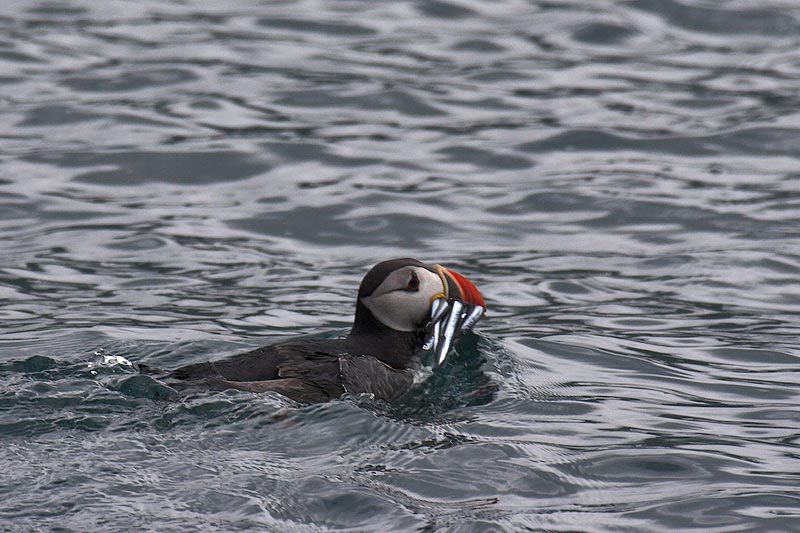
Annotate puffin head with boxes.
[350,258,485,365]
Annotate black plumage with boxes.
[148,259,434,403]
[142,258,485,403]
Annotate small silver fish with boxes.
[423,298,484,367]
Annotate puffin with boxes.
[145,258,485,404]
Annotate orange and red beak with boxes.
[438,266,486,309]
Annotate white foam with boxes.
[87,350,133,375]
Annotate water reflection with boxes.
[1,0,799,530]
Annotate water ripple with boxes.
[1,0,799,530]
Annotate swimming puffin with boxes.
[149,258,485,404]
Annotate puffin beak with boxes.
[423,266,486,367]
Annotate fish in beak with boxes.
[422,265,486,366]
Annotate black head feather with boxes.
[356,258,429,298]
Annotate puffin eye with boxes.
[405,272,420,291]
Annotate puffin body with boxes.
[153,258,485,403]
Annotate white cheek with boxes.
[362,269,443,331]
[361,291,424,331]
[417,268,445,302]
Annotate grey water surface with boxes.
[1,0,799,531]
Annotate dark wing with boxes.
[199,377,332,404]
[339,354,414,402]
[167,340,347,403]
[168,344,284,382]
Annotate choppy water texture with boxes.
[1,0,799,531]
